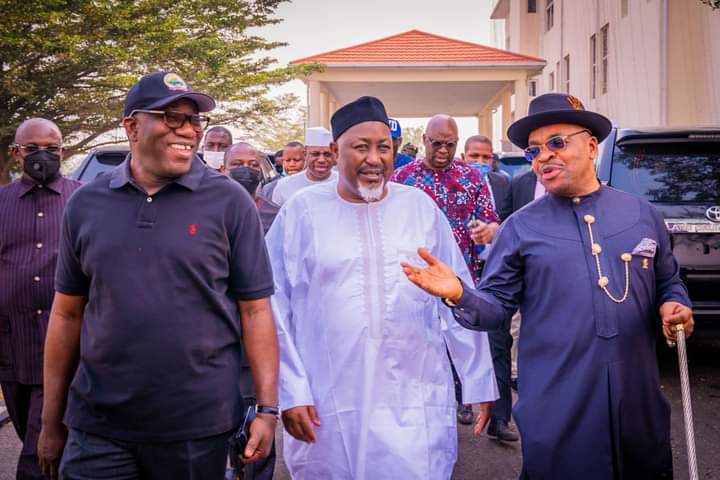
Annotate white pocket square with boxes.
[632,238,657,258]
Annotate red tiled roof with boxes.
[290,30,545,65]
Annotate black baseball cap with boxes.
[123,72,216,117]
[507,93,611,149]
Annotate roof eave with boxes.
[290,61,546,69]
[490,0,510,19]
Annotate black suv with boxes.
[69,145,130,182]
[596,127,720,320]
[70,145,280,185]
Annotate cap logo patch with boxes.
[164,73,189,92]
[567,95,584,111]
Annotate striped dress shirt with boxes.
[0,175,81,384]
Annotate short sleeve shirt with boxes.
[55,157,274,442]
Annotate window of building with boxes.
[549,71,555,91]
[528,0,537,13]
[563,55,570,93]
[545,0,554,31]
[601,24,609,94]
[621,0,628,17]
[529,79,538,97]
[590,34,597,98]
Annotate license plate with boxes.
[665,220,720,233]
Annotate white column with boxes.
[484,109,494,141]
[501,90,512,138]
[514,78,529,122]
[308,80,322,128]
[319,91,328,128]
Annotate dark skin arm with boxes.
[238,297,280,464]
[38,293,86,480]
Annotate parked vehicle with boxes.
[596,127,720,320]
[495,152,531,179]
[70,145,130,182]
[71,145,279,185]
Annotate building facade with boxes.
[491,0,720,128]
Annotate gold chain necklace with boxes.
[583,214,632,303]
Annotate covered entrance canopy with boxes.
[291,30,545,150]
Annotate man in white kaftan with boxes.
[266,96,497,479]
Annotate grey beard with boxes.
[358,178,386,202]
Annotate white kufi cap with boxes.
[305,126,333,147]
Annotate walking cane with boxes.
[670,324,699,480]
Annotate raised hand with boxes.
[400,248,464,302]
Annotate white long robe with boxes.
[266,181,498,480]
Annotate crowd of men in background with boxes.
[0,71,692,480]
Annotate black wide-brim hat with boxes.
[507,93,612,149]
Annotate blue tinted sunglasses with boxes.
[524,129,590,161]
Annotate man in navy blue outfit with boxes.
[37,72,279,480]
[402,93,694,479]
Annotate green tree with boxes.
[0,0,318,183]
[245,93,306,152]
[400,126,424,150]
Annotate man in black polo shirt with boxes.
[37,72,279,480]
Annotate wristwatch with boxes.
[255,405,280,417]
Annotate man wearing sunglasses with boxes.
[0,118,81,480]
[392,114,500,432]
[401,93,694,479]
[38,72,279,480]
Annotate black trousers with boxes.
[488,327,513,426]
[60,428,233,480]
[1,382,43,480]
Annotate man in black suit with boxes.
[462,137,511,220]
[461,136,517,441]
[503,167,541,217]
[500,167,544,393]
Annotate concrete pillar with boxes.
[477,111,490,135]
[320,91,328,128]
[308,80,322,128]
[483,109,494,141]
[501,90,512,140]
[514,78,529,122]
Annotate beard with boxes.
[357,178,386,202]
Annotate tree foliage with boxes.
[401,126,424,150]
[244,93,306,152]
[700,0,720,9]
[0,0,318,182]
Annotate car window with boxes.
[611,141,719,202]
[77,151,127,182]
[498,155,531,179]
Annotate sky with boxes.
[254,0,503,145]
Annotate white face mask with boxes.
[203,151,225,170]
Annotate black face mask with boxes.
[229,167,262,195]
[23,150,61,184]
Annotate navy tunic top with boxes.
[452,186,689,479]
[55,157,274,442]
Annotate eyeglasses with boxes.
[129,109,210,132]
[426,137,458,150]
[524,129,590,161]
[12,144,63,154]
